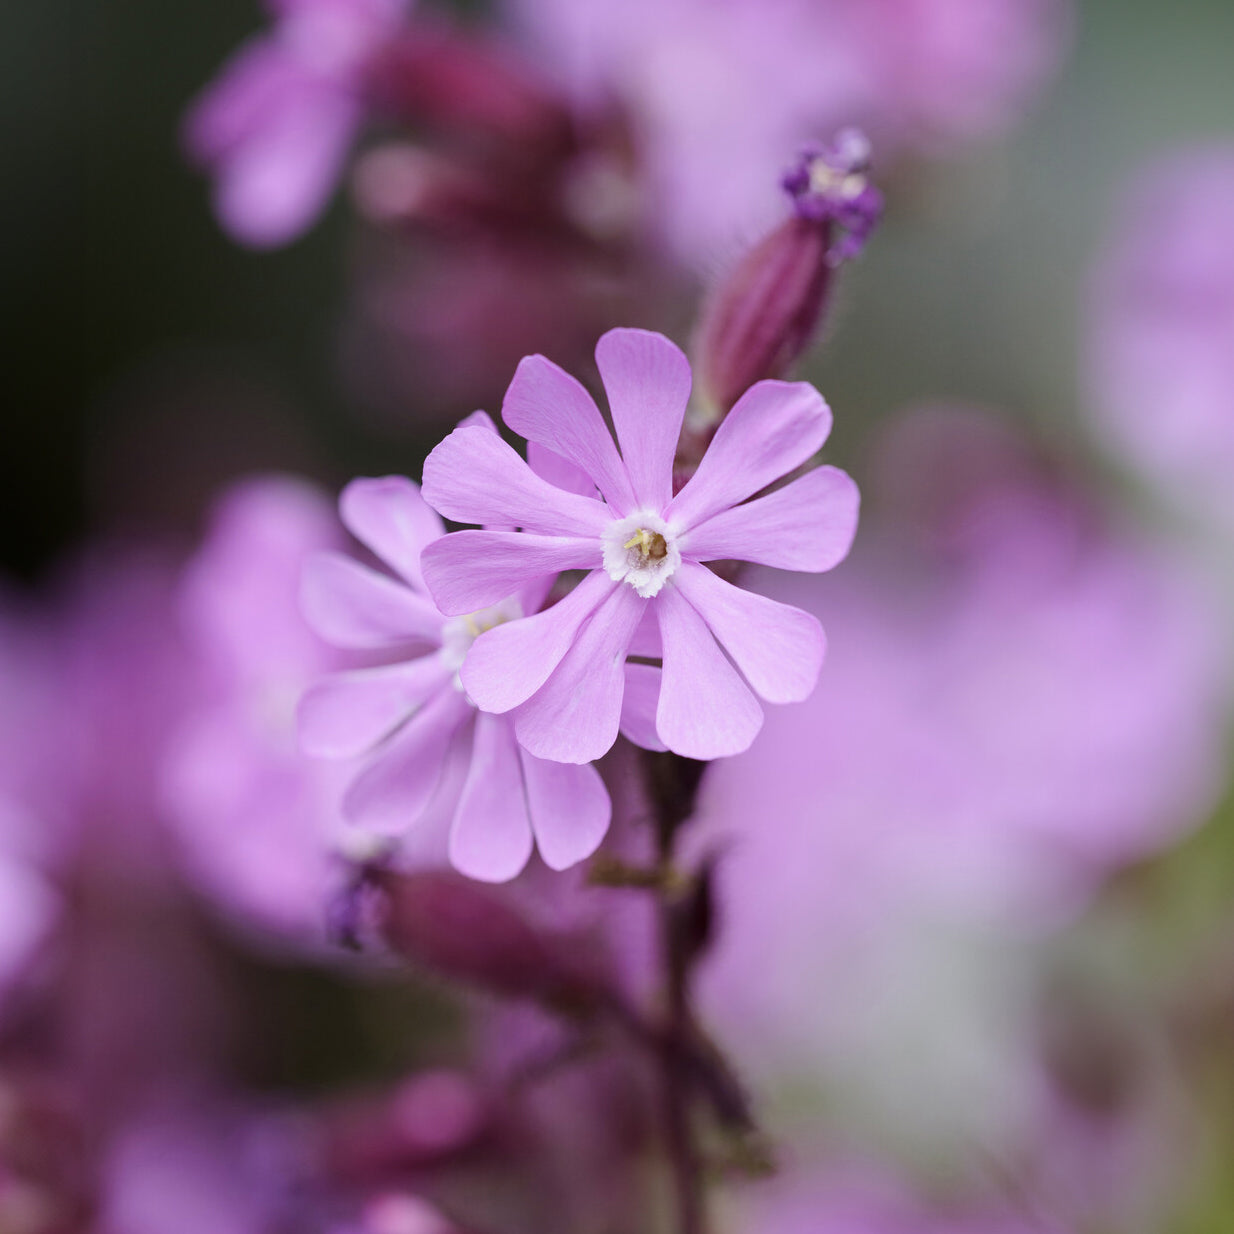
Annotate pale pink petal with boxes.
[184,41,295,165]
[343,687,470,834]
[422,425,610,536]
[461,571,616,713]
[297,656,453,758]
[301,551,444,648]
[655,585,763,759]
[628,605,663,658]
[596,328,691,510]
[449,713,534,882]
[213,80,359,248]
[420,531,601,617]
[512,585,645,763]
[619,662,666,751]
[502,354,637,513]
[673,562,824,704]
[339,476,444,592]
[667,381,832,530]
[520,749,611,870]
[458,409,499,433]
[682,466,859,572]
[527,441,599,498]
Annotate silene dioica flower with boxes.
[420,327,860,765]
[298,445,610,883]
[300,327,857,879]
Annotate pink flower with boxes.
[163,476,360,946]
[1087,146,1234,528]
[184,0,410,247]
[419,328,860,763]
[299,461,610,882]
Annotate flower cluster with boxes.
[300,327,859,878]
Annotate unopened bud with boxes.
[375,870,612,1015]
[365,25,576,165]
[692,130,883,419]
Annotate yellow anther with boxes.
[623,528,668,561]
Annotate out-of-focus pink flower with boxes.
[299,464,611,881]
[725,1164,1064,1234]
[506,0,1069,266]
[420,328,859,763]
[340,1193,463,1234]
[1087,146,1234,527]
[0,600,61,1002]
[184,0,411,247]
[163,476,361,946]
[98,1097,328,1234]
[0,816,58,1005]
[694,406,1227,1146]
[48,550,204,882]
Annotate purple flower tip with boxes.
[782,129,884,263]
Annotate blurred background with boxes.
[6,0,1234,1230]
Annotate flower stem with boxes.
[645,751,710,1234]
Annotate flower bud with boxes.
[692,130,883,420]
[375,870,613,1015]
[365,25,576,166]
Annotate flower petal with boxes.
[596,328,691,510]
[673,562,824,704]
[520,749,611,871]
[297,656,453,758]
[449,713,534,883]
[667,381,832,530]
[682,465,859,572]
[301,551,444,649]
[513,585,646,763]
[461,571,616,714]
[502,355,636,513]
[628,605,663,659]
[342,687,470,835]
[213,77,359,248]
[339,476,444,591]
[527,440,599,498]
[459,409,499,433]
[655,584,763,759]
[619,662,666,751]
[422,425,610,536]
[420,531,601,617]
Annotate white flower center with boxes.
[603,511,681,598]
[808,160,868,203]
[440,598,524,686]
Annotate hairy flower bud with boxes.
[692,130,883,421]
[375,870,613,1015]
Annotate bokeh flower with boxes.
[184,0,411,247]
[420,327,859,763]
[163,476,359,947]
[505,0,1070,266]
[1087,145,1234,530]
[693,407,1227,1172]
[299,462,610,881]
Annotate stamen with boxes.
[623,528,669,561]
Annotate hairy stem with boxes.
[646,751,709,1234]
